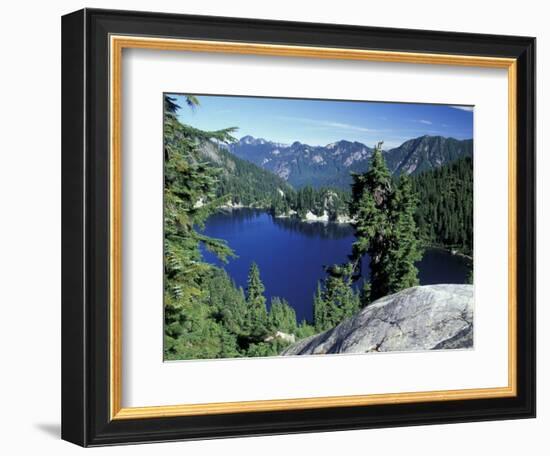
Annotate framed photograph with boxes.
[61,8,536,446]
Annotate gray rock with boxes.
[282,284,473,356]
[264,331,296,344]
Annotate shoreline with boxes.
[218,207,472,259]
[422,243,473,261]
[218,205,353,225]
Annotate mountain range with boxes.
[227,135,473,189]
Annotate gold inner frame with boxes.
[109,35,518,420]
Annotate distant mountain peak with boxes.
[239,135,255,142]
[229,134,473,188]
[238,135,291,148]
[415,134,452,142]
[330,139,348,146]
[239,135,267,145]
[385,135,473,176]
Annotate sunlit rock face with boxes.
[282,284,473,356]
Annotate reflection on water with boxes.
[272,216,354,240]
[216,207,263,222]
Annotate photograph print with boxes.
[163,94,474,361]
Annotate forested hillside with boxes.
[198,141,292,207]
[385,135,473,176]
[411,157,473,256]
[199,141,351,220]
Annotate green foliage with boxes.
[312,143,424,332]
[359,281,372,308]
[198,141,294,207]
[163,94,238,359]
[245,262,269,338]
[313,263,360,332]
[410,157,473,256]
[205,268,248,337]
[295,320,316,339]
[270,186,350,220]
[163,95,312,360]
[383,175,422,292]
[268,297,297,334]
[270,192,291,216]
[164,95,181,114]
[313,282,327,332]
[246,339,290,357]
[348,142,422,302]
[199,140,351,222]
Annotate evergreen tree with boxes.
[268,297,297,334]
[314,263,359,331]
[206,269,248,337]
[359,281,372,308]
[410,156,473,256]
[245,262,268,337]
[313,282,328,331]
[383,175,422,292]
[269,186,350,220]
[349,142,394,301]
[349,142,421,302]
[295,320,316,339]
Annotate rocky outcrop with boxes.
[304,210,329,222]
[264,331,296,344]
[219,201,246,209]
[282,284,473,356]
[335,214,355,224]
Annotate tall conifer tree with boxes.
[349,142,394,301]
[384,175,422,292]
[313,282,328,331]
[245,262,268,337]
[314,264,359,331]
[349,142,421,303]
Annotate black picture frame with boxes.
[62,8,536,447]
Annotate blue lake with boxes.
[200,209,470,322]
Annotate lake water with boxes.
[200,209,470,322]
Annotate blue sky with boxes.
[169,94,473,149]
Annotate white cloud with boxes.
[418,119,432,125]
[278,116,379,133]
[323,121,372,132]
[451,105,474,112]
